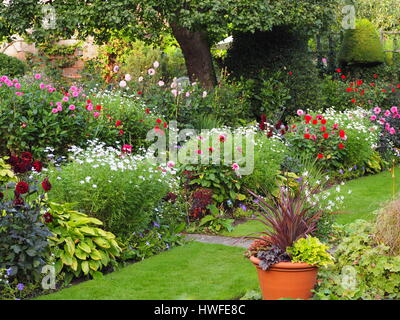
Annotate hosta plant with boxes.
[45,202,122,283]
[0,157,17,185]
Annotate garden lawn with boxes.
[36,242,259,300]
[222,168,400,237]
[333,167,400,224]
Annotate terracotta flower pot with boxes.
[250,256,318,300]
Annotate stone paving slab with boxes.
[182,233,253,248]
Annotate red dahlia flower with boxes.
[32,160,43,172]
[21,152,33,161]
[16,181,29,194]
[41,178,52,192]
[43,212,53,223]
[317,153,324,159]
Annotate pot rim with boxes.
[249,255,317,269]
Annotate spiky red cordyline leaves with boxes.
[245,184,322,252]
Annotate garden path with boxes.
[182,233,253,248]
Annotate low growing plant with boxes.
[286,236,334,267]
[46,202,122,284]
[314,219,400,300]
[46,141,179,238]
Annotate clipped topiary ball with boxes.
[0,53,27,77]
[338,19,385,66]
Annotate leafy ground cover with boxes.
[36,242,258,300]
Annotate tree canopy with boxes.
[0,0,339,87]
[0,0,339,43]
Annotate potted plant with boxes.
[245,183,334,300]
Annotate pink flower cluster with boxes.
[370,106,399,135]
[50,85,85,114]
[0,75,24,95]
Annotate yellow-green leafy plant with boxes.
[46,202,122,283]
[286,236,334,267]
[0,157,17,184]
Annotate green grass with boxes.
[333,168,400,224]
[221,219,265,238]
[221,168,400,237]
[36,242,259,300]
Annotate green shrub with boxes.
[338,19,385,66]
[0,75,90,158]
[314,220,400,300]
[224,26,320,119]
[88,90,166,150]
[119,68,252,128]
[286,108,378,173]
[0,201,51,282]
[0,53,27,77]
[87,37,186,85]
[177,126,258,211]
[241,133,287,194]
[46,141,178,239]
[46,202,121,283]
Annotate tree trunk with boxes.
[170,22,217,89]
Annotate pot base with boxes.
[250,256,318,300]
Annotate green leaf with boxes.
[81,261,89,275]
[65,237,75,256]
[90,248,102,261]
[199,215,215,226]
[93,237,111,248]
[61,251,73,266]
[78,241,92,254]
[91,271,104,280]
[75,247,87,260]
[79,226,97,236]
